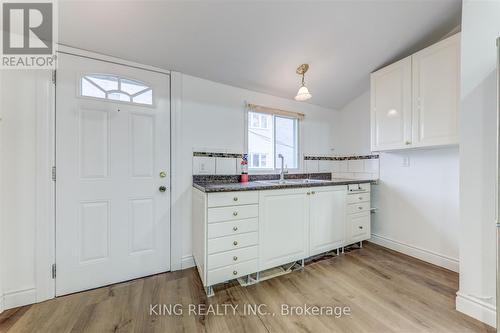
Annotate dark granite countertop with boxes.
[193,174,374,193]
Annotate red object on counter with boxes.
[240,174,249,183]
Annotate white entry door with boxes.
[56,53,170,296]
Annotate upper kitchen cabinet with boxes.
[370,56,412,151]
[411,34,460,147]
[370,33,460,151]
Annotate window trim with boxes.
[77,72,156,108]
[245,108,301,173]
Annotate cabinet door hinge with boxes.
[51,264,56,279]
[52,166,56,181]
[52,70,56,85]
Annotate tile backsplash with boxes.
[303,154,379,180]
[192,151,379,180]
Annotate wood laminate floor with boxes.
[0,242,494,333]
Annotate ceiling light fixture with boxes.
[295,63,312,101]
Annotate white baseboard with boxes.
[3,288,36,310]
[456,291,496,327]
[181,255,195,269]
[370,233,459,272]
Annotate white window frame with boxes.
[245,109,301,173]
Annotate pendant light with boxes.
[295,64,312,101]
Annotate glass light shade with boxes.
[295,85,312,101]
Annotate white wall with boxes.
[178,74,340,263]
[335,91,371,156]
[338,91,460,271]
[455,0,500,326]
[0,70,54,310]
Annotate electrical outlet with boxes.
[402,156,410,167]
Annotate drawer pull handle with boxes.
[233,211,238,216]
[233,270,238,275]
[359,226,363,229]
[233,226,238,231]
[233,197,238,201]
[233,256,238,261]
[311,191,316,195]
[233,241,238,246]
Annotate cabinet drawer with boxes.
[208,218,258,239]
[347,192,371,204]
[207,246,258,269]
[208,204,258,223]
[347,183,371,193]
[208,232,258,254]
[347,202,370,214]
[208,191,258,208]
[349,212,370,242]
[207,259,258,286]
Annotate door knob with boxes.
[159,171,167,178]
[159,186,167,193]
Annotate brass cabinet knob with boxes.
[358,206,363,210]
[233,211,238,216]
[307,192,311,195]
[405,141,411,145]
[311,191,316,195]
[359,197,363,200]
[359,226,363,229]
[233,256,238,261]
[233,241,238,246]
[233,271,238,275]
[233,197,238,201]
[233,226,238,231]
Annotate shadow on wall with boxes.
[371,147,460,271]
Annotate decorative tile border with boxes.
[304,154,379,161]
[193,151,378,161]
[193,151,243,158]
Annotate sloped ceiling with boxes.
[59,0,461,109]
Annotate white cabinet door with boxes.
[309,186,346,256]
[259,188,309,271]
[370,56,412,151]
[346,212,370,245]
[412,34,460,147]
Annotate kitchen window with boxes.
[247,111,299,170]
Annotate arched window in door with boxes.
[80,74,153,106]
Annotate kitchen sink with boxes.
[255,179,329,185]
[285,179,330,184]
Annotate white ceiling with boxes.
[59,0,461,109]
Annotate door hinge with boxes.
[51,264,56,279]
[52,166,56,181]
[52,70,56,85]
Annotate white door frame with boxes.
[31,45,183,305]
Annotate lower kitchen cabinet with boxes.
[346,212,371,244]
[258,188,309,271]
[192,182,371,297]
[309,186,346,256]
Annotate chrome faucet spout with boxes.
[278,154,286,181]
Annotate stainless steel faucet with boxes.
[278,154,287,181]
